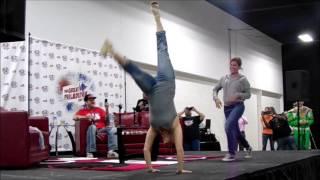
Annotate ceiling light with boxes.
[298,34,313,42]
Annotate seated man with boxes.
[73,94,118,158]
[178,106,205,151]
[135,94,149,112]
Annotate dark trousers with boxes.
[262,134,274,151]
[277,136,296,150]
[224,102,250,155]
[238,131,246,151]
[184,139,200,151]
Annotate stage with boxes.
[0,151,319,180]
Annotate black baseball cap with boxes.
[84,94,96,101]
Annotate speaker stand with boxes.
[296,100,301,150]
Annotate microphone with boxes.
[104,98,108,107]
[118,104,122,110]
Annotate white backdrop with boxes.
[0,41,28,111]
[0,38,125,152]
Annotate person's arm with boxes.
[260,116,266,128]
[273,113,287,121]
[100,108,107,125]
[192,107,205,121]
[73,115,87,121]
[177,109,185,118]
[268,119,274,130]
[306,109,314,126]
[298,108,314,126]
[213,77,223,101]
[242,116,248,125]
[172,119,192,174]
[287,111,298,127]
[110,113,118,127]
[144,127,160,173]
[236,77,251,100]
[213,77,223,108]
[135,99,142,112]
[73,110,90,121]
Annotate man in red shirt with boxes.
[73,94,118,158]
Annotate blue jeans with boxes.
[224,102,250,155]
[99,127,118,151]
[86,124,97,153]
[86,125,118,153]
[277,136,296,150]
[262,134,275,150]
[123,31,175,94]
[184,139,200,151]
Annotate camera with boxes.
[187,107,193,111]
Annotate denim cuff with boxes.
[156,30,166,35]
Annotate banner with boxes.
[0,41,28,111]
[1,38,125,152]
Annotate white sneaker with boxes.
[222,154,236,162]
[245,147,252,158]
[107,150,119,158]
[86,153,94,158]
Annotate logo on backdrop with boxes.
[57,72,95,112]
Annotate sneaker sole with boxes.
[222,158,236,162]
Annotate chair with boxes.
[74,120,109,157]
[116,111,175,163]
[75,112,144,157]
[0,111,50,168]
[199,119,221,151]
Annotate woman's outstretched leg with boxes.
[101,40,156,94]
[151,1,163,32]
[100,40,127,66]
[151,1,175,82]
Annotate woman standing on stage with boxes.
[213,57,252,161]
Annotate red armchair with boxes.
[75,120,109,157]
[0,111,50,168]
[116,111,176,153]
[116,111,175,163]
[74,112,144,157]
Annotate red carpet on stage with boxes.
[41,155,223,172]
[159,154,223,161]
[46,162,163,171]
[41,158,161,171]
